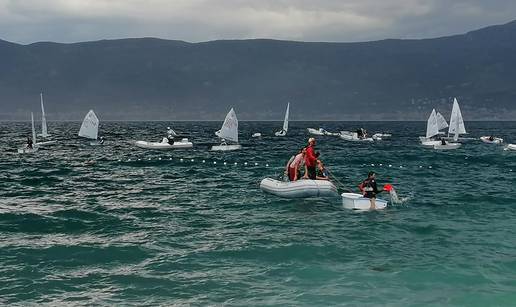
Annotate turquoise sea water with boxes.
[1,121,516,305]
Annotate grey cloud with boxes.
[0,0,515,44]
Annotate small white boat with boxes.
[18,112,39,154]
[260,178,338,198]
[211,108,242,151]
[372,133,391,141]
[274,102,289,137]
[339,131,373,142]
[433,142,462,150]
[78,110,102,145]
[323,130,340,136]
[505,144,516,151]
[135,138,193,149]
[480,136,503,144]
[251,133,262,138]
[341,193,388,210]
[307,128,326,136]
[38,93,51,138]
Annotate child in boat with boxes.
[286,148,306,181]
[316,160,329,180]
[358,171,385,210]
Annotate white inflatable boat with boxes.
[339,131,373,142]
[251,133,262,138]
[135,138,193,149]
[480,136,503,144]
[260,178,338,198]
[505,144,516,151]
[307,128,326,136]
[341,193,388,210]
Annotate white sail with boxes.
[78,110,99,140]
[436,112,448,131]
[31,112,37,144]
[215,108,238,143]
[282,102,289,132]
[448,98,466,135]
[426,109,439,138]
[40,93,50,137]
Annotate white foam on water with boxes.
[389,188,410,205]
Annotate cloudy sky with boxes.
[0,0,515,44]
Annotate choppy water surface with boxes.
[1,121,516,305]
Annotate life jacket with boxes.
[359,179,374,192]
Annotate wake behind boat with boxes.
[260,178,338,198]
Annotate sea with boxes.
[1,121,516,306]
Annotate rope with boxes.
[326,168,354,193]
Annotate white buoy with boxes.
[128,159,131,162]
[399,166,403,168]
[234,162,237,165]
[214,161,217,164]
[389,164,392,167]
[379,164,383,166]
[191,159,194,162]
[266,164,269,167]
[202,160,206,163]
[224,162,227,165]
[118,159,121,162]
[244,162,248,166]
[429,166,433,169]
[254,162,258,166]
[148,158,151,161]
[169,158,172,160]
[138,158,141,161]
[158,157,162,160]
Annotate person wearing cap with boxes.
[303,137,317,180]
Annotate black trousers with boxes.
[307,166,316,180]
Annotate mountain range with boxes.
[1,20,516,120]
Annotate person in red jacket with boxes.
[303,137,317,180]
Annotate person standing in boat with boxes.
[287,148,306,181]
[26,136,33,149]
[303,138,317,180]
[358,171,384,210]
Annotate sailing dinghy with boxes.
[274,102,289,136]
[78,110,103,145]
[420,109,441,147]
[480,136,503,144]
[211,108,242,151]
[18,113,38,154]
[38,93,50,138]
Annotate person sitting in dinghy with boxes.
[358,171,386,210]
[303,138,318,180]
[316,160,329,180]
[26,137,33,149]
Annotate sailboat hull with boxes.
[433,143,462,150]
[211,144,242,151]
